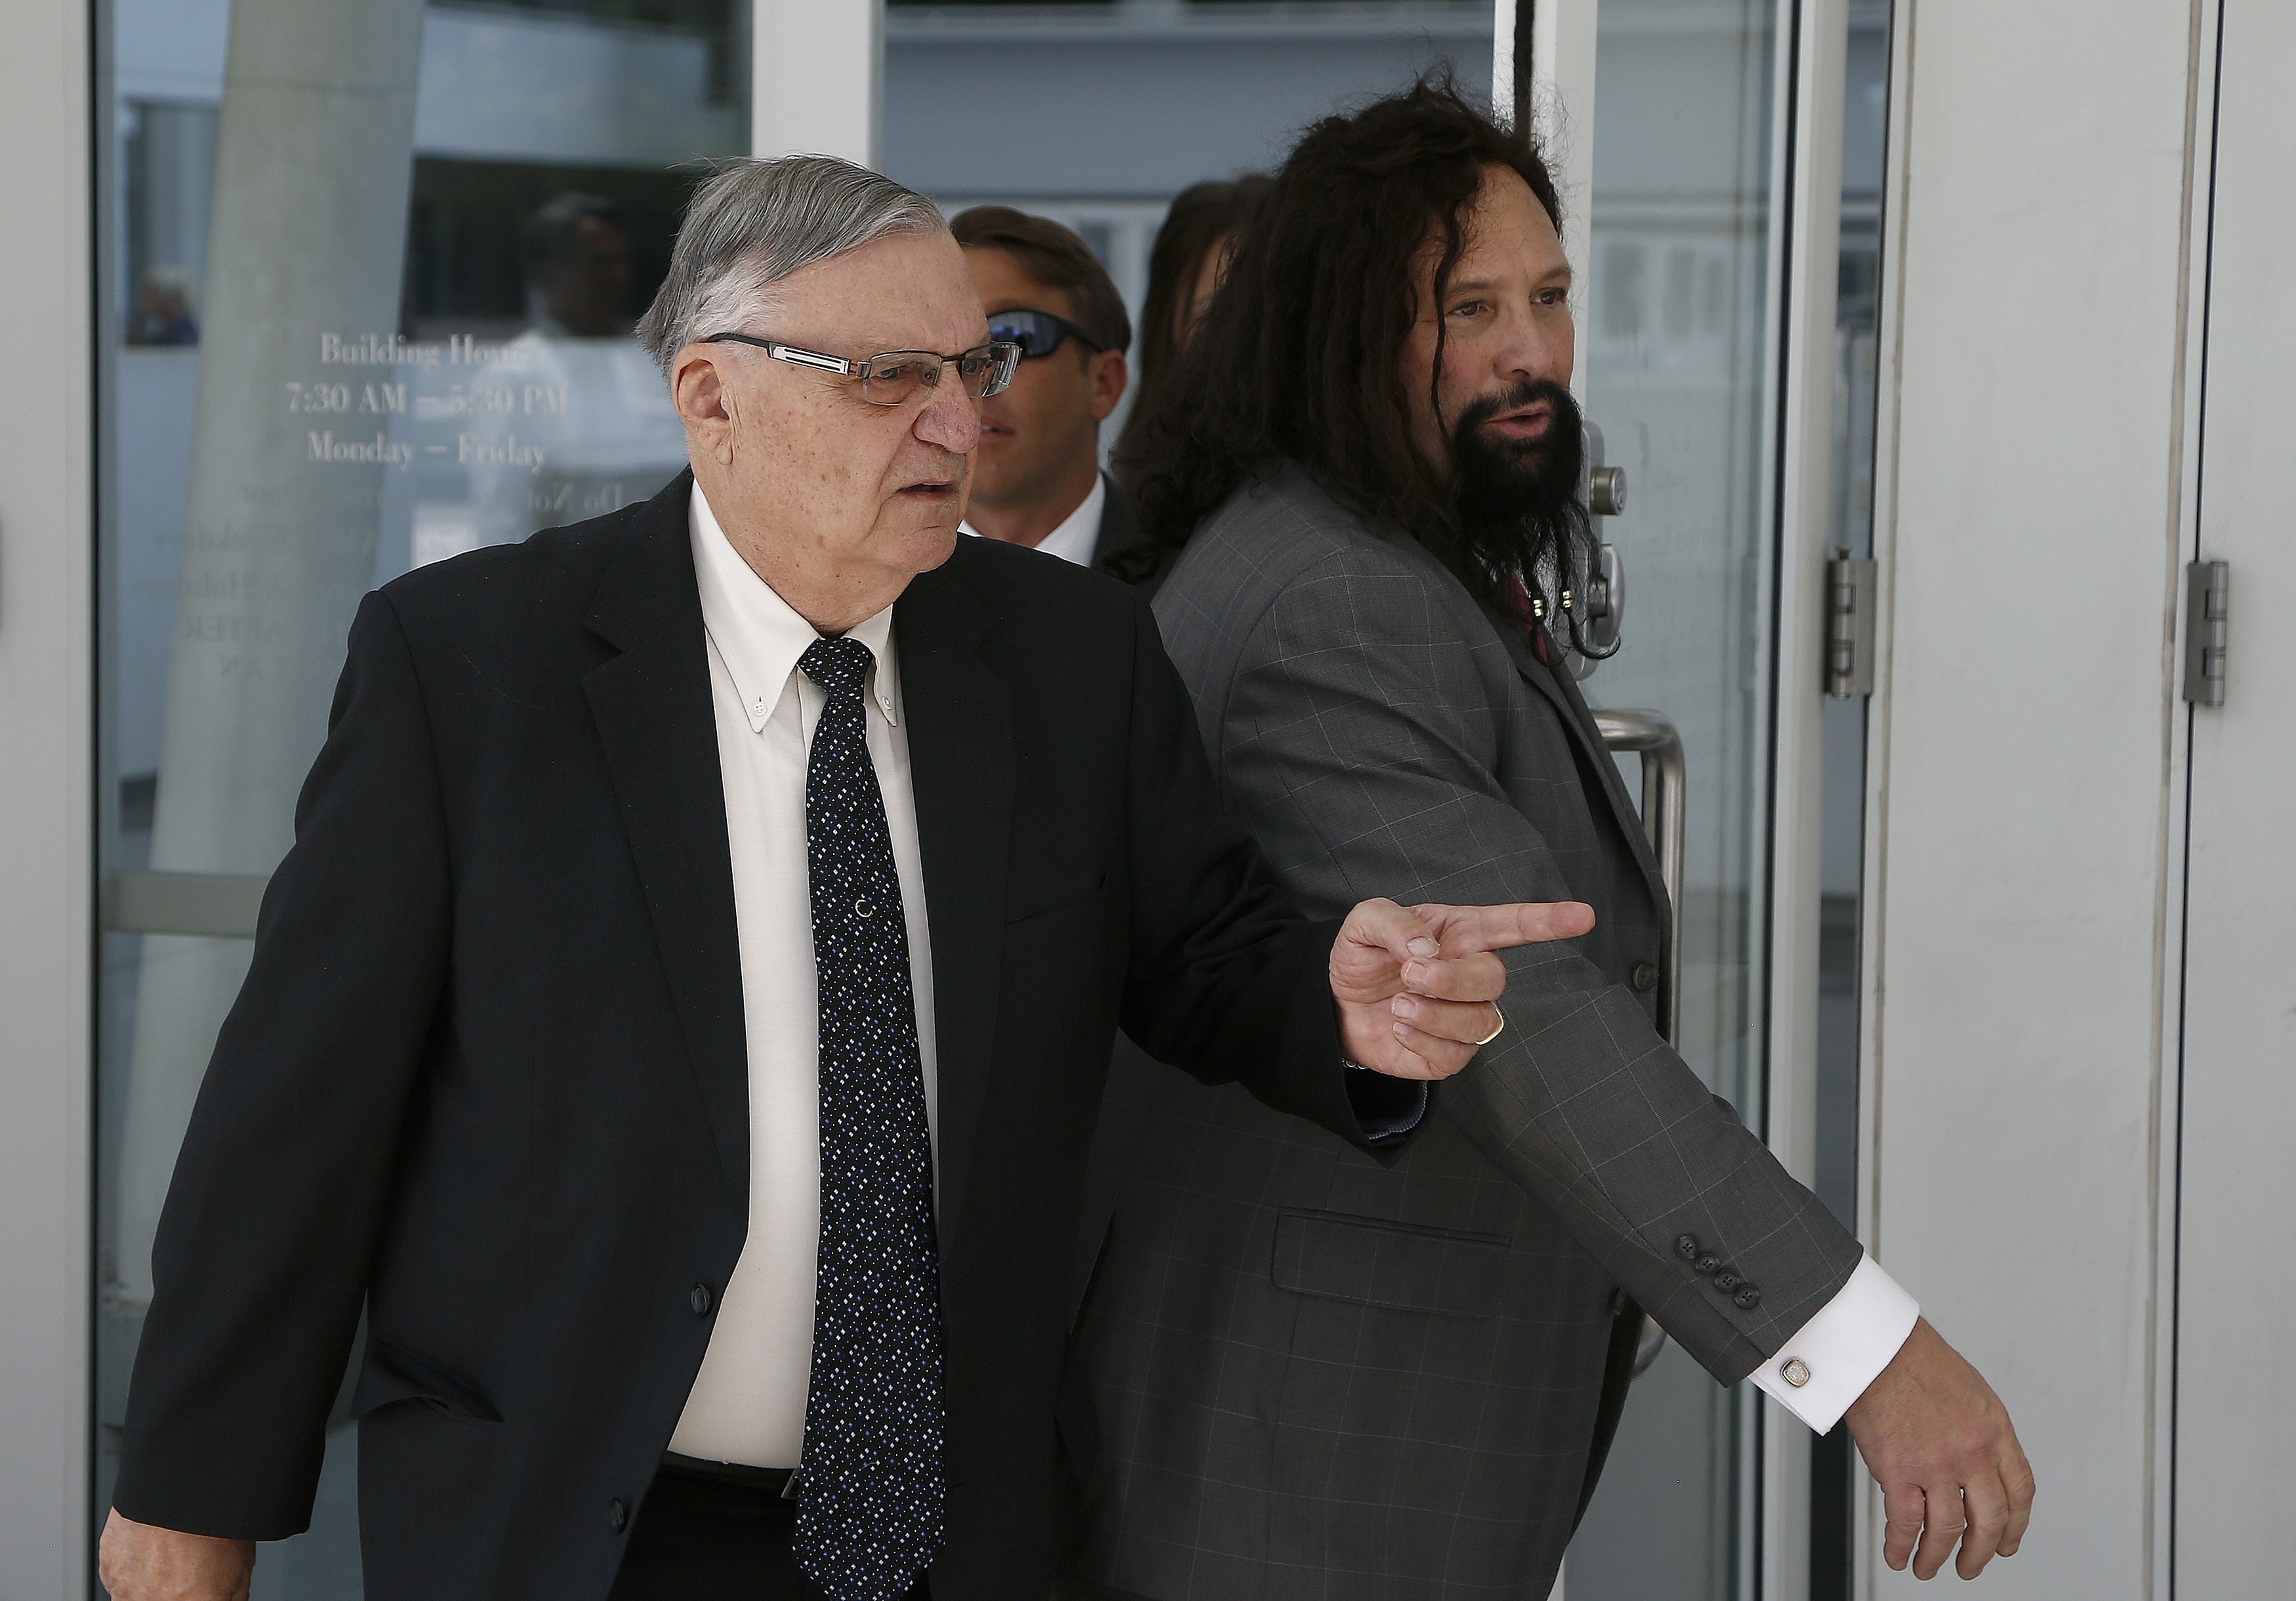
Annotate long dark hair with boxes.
[1108,74,1589,623]
[1116,175,1271,463]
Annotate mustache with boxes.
[1455,378,1568,437]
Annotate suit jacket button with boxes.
[609,1498,629,1533]
[1631,962,1660,993]
[1713,1270,1742,1293]
[1734,1285,1763,1309]
[1674,1234,1701,1261]
[1694,1252,1723,1275]
[691,1283,714,1316]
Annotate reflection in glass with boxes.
[98,1,745,1591]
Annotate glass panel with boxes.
[881,0,1494,446]
[96,0,746,1590]
[1565,1,1793,1597]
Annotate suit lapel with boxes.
[581,471,750,1211]
[1481,601,1670,913]
[893,557,1014,1253]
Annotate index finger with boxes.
[1424,900,1595,955]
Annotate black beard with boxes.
[1446,378,1602,646]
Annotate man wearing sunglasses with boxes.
[950,207,1136,570]
[94,156,1598,1601]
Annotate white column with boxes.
[115,0,427,1306]
[753,0,881,166]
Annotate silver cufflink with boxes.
[1780,1358,1811,1388]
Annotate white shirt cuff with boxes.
[1748,1253,1919,1433]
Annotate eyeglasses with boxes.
[984,308,1103,362]
[701,331,1021,405]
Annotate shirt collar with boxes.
[689,480,899,734]
[959,470,1105,567]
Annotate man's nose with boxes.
[1494,309,1565,386]
[915,375,981,453]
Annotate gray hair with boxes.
[635,155,946,373]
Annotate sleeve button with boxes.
[1674,1234,1702,1262]
[1713,1270,1742,1293]
[691,1283,714,1316]
[1694,1252,1723,1275]
[1734,1285,1763,1309]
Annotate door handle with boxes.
[1593,709,1685,1048]
[1596,708,1687,1383]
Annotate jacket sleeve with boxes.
[1194,546,1862,1384]
[112,591,454,1539]
[1110,590,1417,1157]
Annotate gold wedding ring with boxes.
[1475,1013,1507,1047]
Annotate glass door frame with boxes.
[1498,1,1868,1596]
[0,0,97,1593]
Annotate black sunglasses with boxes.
[985,308,1103,361]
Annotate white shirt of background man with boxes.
[958,470,1104,568]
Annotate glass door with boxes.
[1546,0,1887,1596]
[96,0,747,1590]
[1558,0,1793,1593]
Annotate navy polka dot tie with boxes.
[792,635,945,1600]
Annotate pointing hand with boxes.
[1329,897,1595,1080]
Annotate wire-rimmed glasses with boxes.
[701,332,1021,405]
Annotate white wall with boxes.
[1861,0,2199,1594]
[0,0,92,1596]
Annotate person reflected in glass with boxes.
[451,192,689,559]
[1113,175,1267,472]
[125,264,199,346]
[949,207,1134,567]
[1073,77,2035,1598]
[525,190,638,339]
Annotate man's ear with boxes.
[670,344,737,465]
[1087,348,1129,424]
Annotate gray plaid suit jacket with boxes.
[1063,462,1863,1599]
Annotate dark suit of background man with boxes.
[1070,81,2036,1598]
[949,205,1139,570]
[97,155,1595,1601]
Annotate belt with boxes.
[660,1451,801,1500]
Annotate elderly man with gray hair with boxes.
[97,157,1591,1601]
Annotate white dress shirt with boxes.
[666,484,940,1470]
[1750,1253,1921,1432]
[958,471,1104,567]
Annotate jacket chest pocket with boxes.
[1272,1209,1515,1320]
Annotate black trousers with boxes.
[607,1460,930,1600]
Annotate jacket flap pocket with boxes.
[1272,1210,1512,1320]
[350,1338,504,1423]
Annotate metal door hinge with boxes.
[2183,560,2229,707]
[1825,548,1877,698]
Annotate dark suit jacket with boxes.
[1067,464,1862,1598]
[1090,472,1136,570]
[111,471,1408,1601]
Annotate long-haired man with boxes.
[1073,79,2032,1598]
